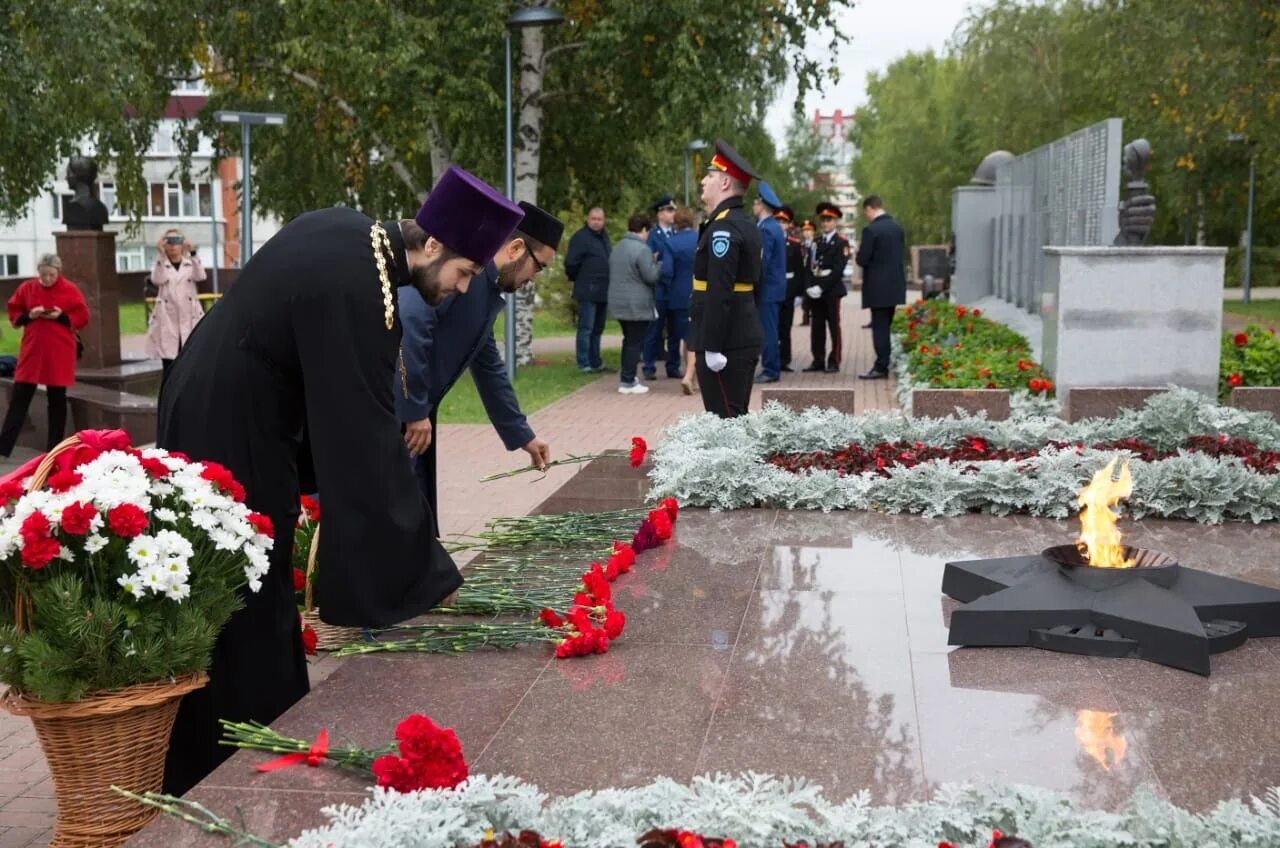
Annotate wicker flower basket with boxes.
[1,675,207,847]
[300,523,362,650]
[0,435,209,847]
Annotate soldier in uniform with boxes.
[803,202,850,373]
[775,206,805,372]
[688,138,763,418]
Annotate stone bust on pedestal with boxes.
[62,155,109,231]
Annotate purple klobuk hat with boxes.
[414,166,525,266]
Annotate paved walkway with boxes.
[0,297,895,846]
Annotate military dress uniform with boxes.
[776,207,806,371]
[687,139,763,418]
[806,203,850,372]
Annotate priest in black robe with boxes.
[156,165,525,795]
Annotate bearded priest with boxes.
[156,166,525,795]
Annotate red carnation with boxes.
[0,480,26,504]
[1228,372,1244,387]
[955,306,967,318]
[1234,332,1248,347]
[293,567,306,593]
[370,754,416,791]
[60,502,98,536]
[140,457,171,478]
[632,519,659,552]
[539,608,565,629]
[301,624,318,655]
[300,495,321,523]
[648,508,673,541]
[19,511,51,545]
[612,541,636,568]
[45,469,83,493]
[21,537,61,569]
[247,512,274,538]
[629,436,648,468]
[200,461,247,502]
[107,504,148,538]
[661,497,680,522]
[604,609,626,639]
[972,308,982,317]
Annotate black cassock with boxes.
[157,207,462,795]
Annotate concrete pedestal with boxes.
[1041,247,1226,408]
[950,186,998,304]
[53,230,121,368]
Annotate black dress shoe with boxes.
[756,373,780,383]
[642,371,656,380]
[861,322,872,329]
[780,365,795,372]
[858,369,889,380]
[824,365,839,373]
[801,364,824,372]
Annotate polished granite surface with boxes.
[129,504,1280,845]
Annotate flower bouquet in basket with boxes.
[0,430,272,848]
[291,494,361,652]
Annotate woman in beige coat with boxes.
[146,228,207,377]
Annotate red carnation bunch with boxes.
[300,495,321,524]
[107,503,148,538]
[19,512,59,569]
[648,507,673,541]
[199,461,247,502]
[370,714,469,792]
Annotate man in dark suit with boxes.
[396,201,565,535]
[854,195,906,379]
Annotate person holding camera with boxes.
[0,254,90,456]
[147,229,207,378]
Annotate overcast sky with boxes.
[765,0,982,149]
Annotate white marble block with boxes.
[1041,247,1227,406]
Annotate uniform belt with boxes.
[692,279,754,293]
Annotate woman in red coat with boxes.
[0,254,91,456]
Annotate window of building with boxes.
[145,181,211,218]
[51,193,71,220]
[115,247,147,272]
[1,255,18,276]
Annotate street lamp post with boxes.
[213,110,286,265]
[503,5,565,382]
[1227,133,1257,304]
[684,139,708,207]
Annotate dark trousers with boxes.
[575,300,608,370]
[778,301,795,368]
[0,382,68,456]
[696,348,759,418]
[870,306,895,374]
[409,408,441,538]
[642,304,688,377]
[758,301,781,378]
[809,297,843,368]
[619,319,649,385]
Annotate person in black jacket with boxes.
[689,138,763,418]
[854,194,907,378]
[565,207,613,373]
[803,202,849,373]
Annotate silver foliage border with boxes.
[646,388,1280,524]
[287,773,1280,848]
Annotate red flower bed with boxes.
[768,434,1280,477]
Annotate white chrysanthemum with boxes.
[151,483,176,499]
[0,522,20,560]
[141,569,165,592]
[162,577,191,602]
[116,573,146,600]
[208,528,240,552]
[126,535,160,568]
[56,545,74,562]
[83,534,108,554]
[189,510,219,532]
[247,577,262,593]
[244,544,270,576]
[154,529,194,560]
[153,507,179,524]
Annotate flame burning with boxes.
[1075,709,1127,771]
[1076,457,1135,568]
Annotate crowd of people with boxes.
[564,176,907,401]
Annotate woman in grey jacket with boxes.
[607,213,662,394]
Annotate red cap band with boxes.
[709,153,751,186]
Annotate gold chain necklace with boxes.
[370,221,396,331]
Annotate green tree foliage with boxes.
[850,0,1279,249]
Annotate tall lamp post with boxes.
[683,139,708,207]
[1227,133,1256,305]
[213,110,286,265]
[503,5,565,382]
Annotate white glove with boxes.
[805,285,822,299]
[793,296,802,307]
[816,269,832,278]
[785,272,795,279]
[705,351,728,373]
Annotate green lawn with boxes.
[438,348,620,425]
[1224,299,1280,325]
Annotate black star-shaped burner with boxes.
[942,546,1280,676]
